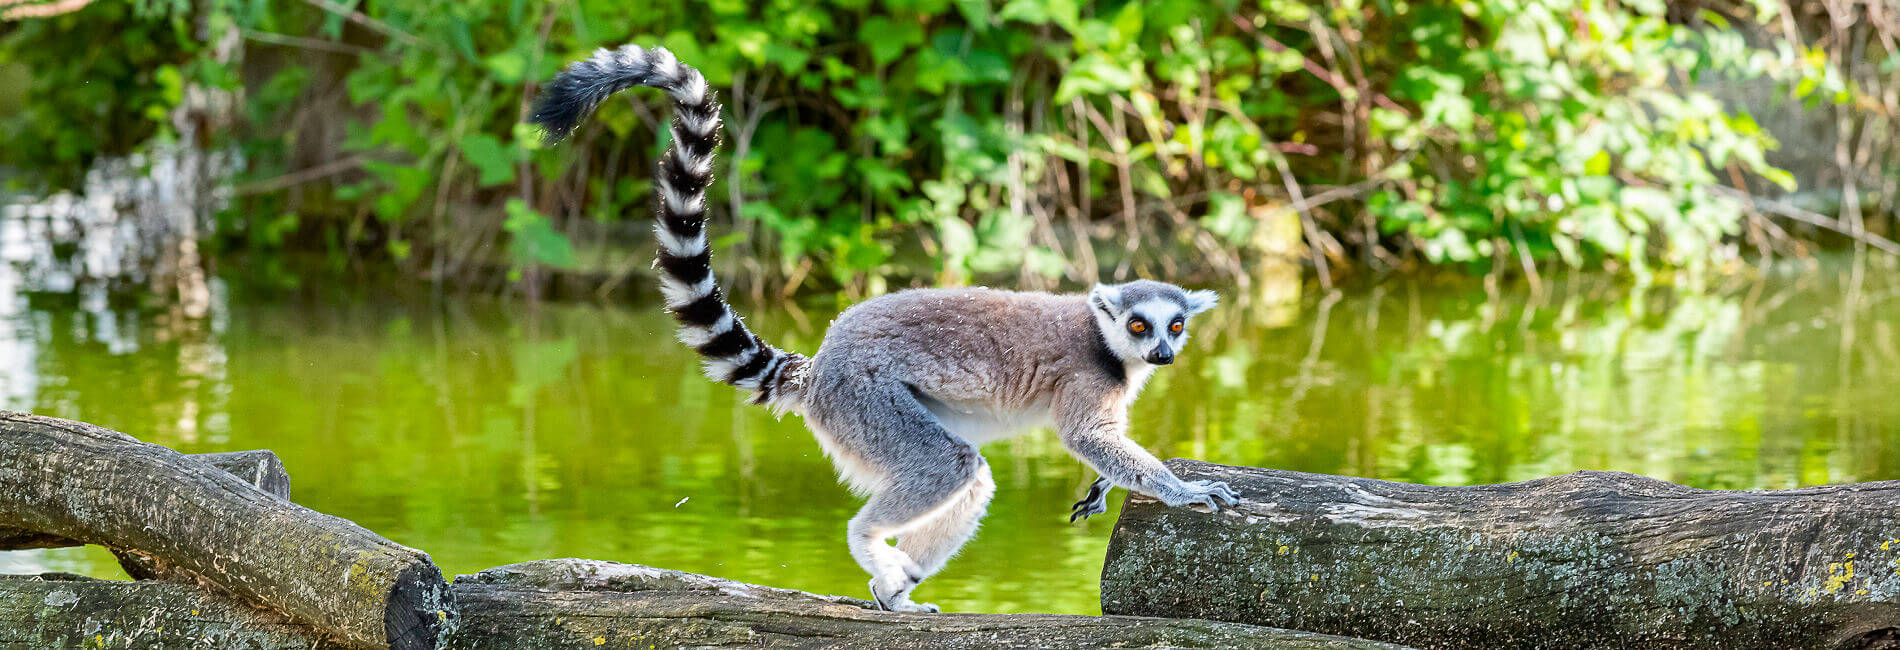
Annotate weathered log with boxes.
[117,450,296,581]
[0,450,290,552]
[449,559,1406,648]
[1101,459,1900,650]
[0,412,451,650]
[0,573,350,649]
[0,561,1412,649]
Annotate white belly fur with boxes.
[922,399,1054,446]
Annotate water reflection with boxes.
[0,255,1896,614]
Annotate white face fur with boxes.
[1088,282,1218,366]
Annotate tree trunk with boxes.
[0,561,1409,649]
[0,412,450,650]
[1100,459,1900,650]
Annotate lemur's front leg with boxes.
[1055,398,1240,514]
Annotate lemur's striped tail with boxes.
[530,45,806,412]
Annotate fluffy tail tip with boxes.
[528,85,586,146]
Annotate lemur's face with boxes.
[1088,280,1218,366]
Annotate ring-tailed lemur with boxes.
[530,44,1240,614]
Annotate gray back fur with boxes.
[797,284,1212,491]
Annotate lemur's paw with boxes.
[1070,498,1108,522]
[870,578,939,613]
[1070,477,1112,522]
[1164,479,1241,512]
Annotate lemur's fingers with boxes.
[1171,479,1239,512]
[1070,498,1108,522]
[1070,477,1112,521]
[1206,481,1241,506]
[1186,479,1240,504]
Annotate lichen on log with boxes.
[1101,459,1900,650]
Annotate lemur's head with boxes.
[1088,280,1218,366]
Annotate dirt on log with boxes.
[0,560,1411,649]
[1100,459,1900,650]
[0,412,451,650]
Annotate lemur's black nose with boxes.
[1146,351,1174,365]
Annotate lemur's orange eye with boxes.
[1170,321,1184,334]
[1128,320,1147,334]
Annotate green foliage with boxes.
[0,2,205,188]
[1355,0,1838,279]
[0,0,1857,287]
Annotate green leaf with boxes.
[504,199,578,269]
[1056,54,1137,102]
[460,134,517,187]
[484,51,526,84]
[1110,2,1143,48]
[448,17,477,61]
[859,17,924,66]
[1759,167,1797,192]
[998,0,1050,24]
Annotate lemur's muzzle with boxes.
[1145,341,1175,365]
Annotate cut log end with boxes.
[387,561,454,650]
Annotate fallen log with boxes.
[449,559,1406,648]
[1100,459,1900,650]
[2,449,293,581]
[0,573,349,649]
[0,449,289,552]
[0,412,451,650]
[0,562,1412,649]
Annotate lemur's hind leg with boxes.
[848,449,986,614]
[896,460,995,580]
[828,388,990,613]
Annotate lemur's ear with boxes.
[1183,289,1219,316]
[1088,283,1124,319]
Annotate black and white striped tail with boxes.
[530,44,806,411]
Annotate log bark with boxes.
[120,450,295,581]
[0,412,450,650]
[0,450,289,552]
[1100,459,1900,650]
[0,561,1412,649]
[0,573,351,649]
[448,559,1404,649]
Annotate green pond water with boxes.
[3,258,1899,614]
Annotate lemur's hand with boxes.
[1070,477,1113,522]
[1160,479,1241,512]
